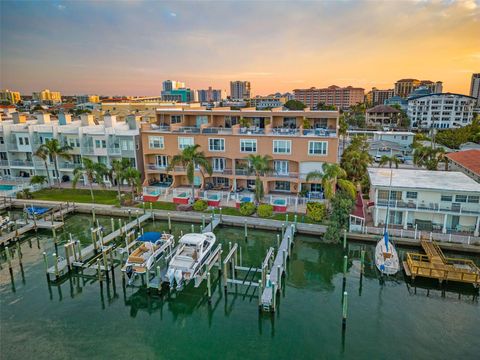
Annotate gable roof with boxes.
[446,149,480,176]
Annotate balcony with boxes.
[238,127,265,135]
[108,147,122,155]
[302,128,336,137]
[10,160,34,168]
[82,146,95,155]
[376,199,480,215]
[202,127,233,135]
[147,164,168,171]
[0,160,9,167]
[212,168,233,175]
[172,127,201,134]
[267,171,299,179]
[58,162,79,170]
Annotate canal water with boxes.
[0,214,479,359]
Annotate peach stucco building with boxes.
[141,107,339,196]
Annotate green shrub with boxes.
[257,204,273,218]
[193,199,208,212]
[239,202,256,216]
[306,202,327,222]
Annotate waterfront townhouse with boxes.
[0,112,141,183]
[368,168,480,236]
[141,107,339,196]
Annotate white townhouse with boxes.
[368,168,480,236]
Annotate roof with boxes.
[366,105,400,113]
[180,233,210,245]
[408,92,477,101]
[351,191,365,219]
[446,150,480,176]
[368,168,480,192]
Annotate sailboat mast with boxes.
[384,168,394,233]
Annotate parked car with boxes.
[395,154,405,163]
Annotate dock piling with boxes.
[342,291,348,329]
[202,215,205,229]
[343,255,348,277]
[5,246,12,270]
[281,223,285,238]
[96,259,102,283]
[16,241,22,264]
[191,224,195,233]
[258,280,263,307]
[64,245,71,272]
[276,234,280,249]
[343,229,347,251]
[360,249,365,275]
[207,271,211,301]
[244,220,247,240]
[219,207,223,223]
[111,218,115,232]
[156,266,161,290]
[53,253,59,278]
[168,212,172,233]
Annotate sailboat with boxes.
[375,169,400,275]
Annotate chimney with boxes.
[58,112,72,125]
[80,114,95,126]
[104,112,117,128]
[12,112,26,124]
[36,112,51,124]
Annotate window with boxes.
[455,195,467,203]
[68,138,80,148]
[212,158,225,172]
[156,155,168,168]
[208,138,225,152]
[467,195,479,203]
[171,115,182,124]
[0,137,3,144]
[19,137,23,145]
[273,140,292,154]
[240,139,257,153]
[24,137,29,145]
[274,160,289,175]
[406,192,417,199]
[149,136,164,149]
[98,156,108,165]
[178,137,194,150]
[121,139,134,151]
[441,195,452,202]
[95,139,106,148]
[274,181,290,191]
[308,141,327,155]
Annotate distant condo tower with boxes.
[230,81,251,100]
[470,73,480,107]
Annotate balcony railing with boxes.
[267,171,299,179]
[82,146,95,154]
[108,147,122,155]
[0,160,9,167]
[147,164,168,171]
[58,162,79,169]
[376,199,480,215]
[271,128,301,136]
[10,160,34,167]
[212,168,233,175]
[202,127,233,134]
[239,127,265,135]
[302,128,337,137]
[172,127,201,134]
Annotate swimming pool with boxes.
[0,185,15,191]
[273,198,286,205]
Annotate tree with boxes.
[391,104,410,128]
[33,146,51,187]
[284,100,306,110]
[316,102,336,110]
[124,167,142,202]
[30,175,48,186]
[378,155,400,169]
[246,154,272,203]
[413,145,449,171]
[306,163,355,200]
[39,139,72,187]
[338,114,348,150]
[110,158,131,201]
[72,158,108,203]
[434,116,479,149]
[167,144,212,203]
[323,190,355,242]
[341,150,372,182]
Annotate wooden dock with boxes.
[202,217,220,233]
[47,213,152,278]
[260,223,295,311]
[403,239,480,287]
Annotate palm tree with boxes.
[378,155,400,169]
[167,145,212,202]
[110,158,131,201]
[33,146,51,187]
[124,167,142,202]
[39,139,72,187]
[306,163,355,200]
[435,148,449,171]
[341,150,372,182]
[72,158,108,203]
[338,114,348,151]
[30,175,48,187]
[247,154,272,203]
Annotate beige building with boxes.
[142,107,339,196]
[230,81,251,100]
[366,105,401,128]
[32,89,62,104]
[293,85,364,109]
[0,89,21,104]
[101,101,181,122]
[365,88,394,106]
[77,95,100,104]
[394,79,443,98]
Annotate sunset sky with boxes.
[1,0,479,96]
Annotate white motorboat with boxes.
[165,232,216,290]
[375,231,400,275]
[123,232,174,283]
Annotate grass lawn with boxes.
[141,201,178,211]
[32,188,119,205]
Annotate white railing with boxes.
[359,225,480,245]
[376,199,480,215]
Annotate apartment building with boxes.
[293,85,364,109]
[77,94,100,104]
[142,107,339,196]
[368,168,480,236]
[365,88,394,106]
[394,79,442,98]
[0,89,21,104]
[249,95,287,109]
[470,73,480,107]
[0,112,141,183]
[101,101,180,122]
[32,89,62,104]
[407,93,476,129]
[365,105,401,128]
[197,87,226,102]
[230,81,251,100]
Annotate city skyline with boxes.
[1,0,479,96]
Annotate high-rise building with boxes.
[32,89,62,104]
[394,79,443,98]
[230,81,251,100]
[162,80,185,92]
[0,89,21,104]
[197,87,226,102]
[77,95,100,104]
[470,73,480,107]
[365,88,394,106]
[293,85,364,109]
